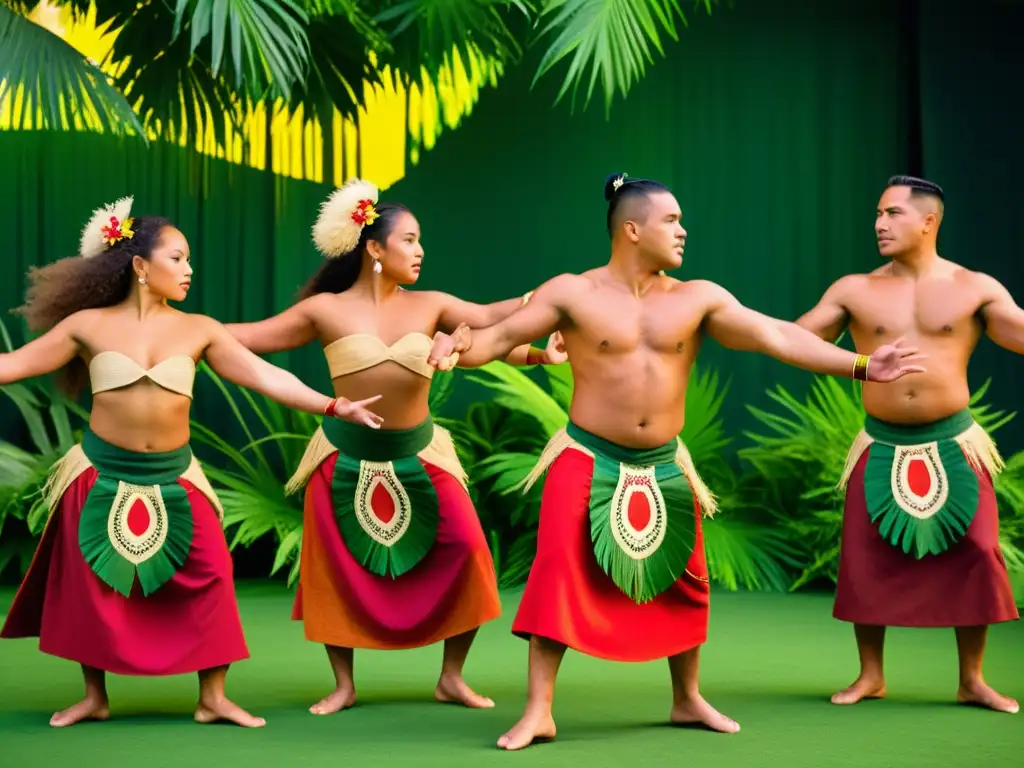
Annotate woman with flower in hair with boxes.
[0,197,384,728]
[226,178,565,714]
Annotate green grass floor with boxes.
[2,583,1022,767]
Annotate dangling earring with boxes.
[372,259,382,274]
[139,276,147,285]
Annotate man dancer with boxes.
[427,172,926,750]
[795,175,1020,714]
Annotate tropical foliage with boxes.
[740,376,1024,589]
[0,330,1021,606]
[0,321,87,576]
[1,0,721,149]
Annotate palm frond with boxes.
[373,0,530,87]
[467,361,569,437]
[171,0,312,101]
[0,5,144,138]
[530,0,716,115]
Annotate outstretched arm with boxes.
[978,274,1024,355]
[0,316,82,385]
[201,319,383,427]
[429,275,576,369]
[435,291,532,332]
[699,281,924,381]
[433,290,565,366]
[223,296,322,355]
[795,277,853,342]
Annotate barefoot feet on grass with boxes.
[194,696,266,727]
[496,710,557,751]
[831,676,886,705]
[670,694,740,734]
[309,686,357,715]
[50,696,110,727]
[957,681,1019,714]
[435,675,495,709]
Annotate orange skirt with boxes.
[292,453,501,649]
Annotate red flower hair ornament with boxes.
[312,178,381,259]
[80,196,136,259]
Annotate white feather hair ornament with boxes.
[312,177,380,258]
[79,196,136,259]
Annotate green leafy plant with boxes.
[0,320,87,576]
[740,375,1024,591]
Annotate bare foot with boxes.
[309,687,357,715]
[194,696,266,727]
[50,696,110,727]
[831,676,886,705]
[435,675,495,709]
[496,709,557,751]
[957,681,1019,714]
[670,694,740,734]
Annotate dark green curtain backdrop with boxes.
[0,0,1021,453]
[388,0,911,444]
[917,0,1024,453]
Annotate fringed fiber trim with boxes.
[838,429,875,492]
[837,421,1004,493]
[181,457,225,522]
[516,429,718,517]
[419,424,469,489]
[284,426,337,496]
[285,423,470,496]
[955,421,1005,480]
[41,443,92,519]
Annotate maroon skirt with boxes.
[834,451,1019,628]
[1,468,250,675]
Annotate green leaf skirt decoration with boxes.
[324,416,439,579]
[567,423,697,604]
[76,429,194,597]
[862,409,980,559]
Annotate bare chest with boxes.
[847,280,983,339]
[569,293,702,355]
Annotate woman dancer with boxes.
[0,197,383,728]
[226,178,564,714]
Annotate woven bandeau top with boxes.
[89,351,196,398]
[323,332,434,379]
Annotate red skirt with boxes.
[1,468,249,675]
[834,451,1019,627]
[511,448,710,661]
[291,454,501,649]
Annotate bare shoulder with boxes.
[187,311,229,340]
[296,290,342,318]
[536,272,592,302]
[954,265,1010,300]
[671,278,732,307]
[60,307,106,333]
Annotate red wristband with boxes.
[324,397,338,417]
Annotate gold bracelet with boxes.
[521,290,534,306]
[852,354,870,381]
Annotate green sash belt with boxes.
[861,408,979,558]
[323,416,439,578]
[78,428,194,597]
[567,422,696,604]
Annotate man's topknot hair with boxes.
[603,172,670,235]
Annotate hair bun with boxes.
[604,172,628,201]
